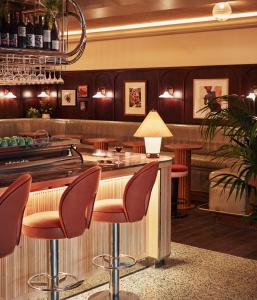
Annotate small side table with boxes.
[84,138,117,151]
[122,141,145,154]
[165,143,202,209]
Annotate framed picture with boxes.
[124,81,147,116]
[61,90,76,106]
[77,85,88,98]
[193,78,229,119]
[79,101,87,112]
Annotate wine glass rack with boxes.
[0,0,86,85]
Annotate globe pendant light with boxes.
[212,2,232,21]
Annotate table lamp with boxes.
[134,110,172,158]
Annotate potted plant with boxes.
[26,107,41,118]
[40,102,54,119]
[200,94,257,206]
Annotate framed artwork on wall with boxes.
[193,78,229,119]
[77,85,88,98]
[61,90,76,106]
[124,81,147,116]
[79,101,87,112]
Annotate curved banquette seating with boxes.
[0,174,32,258]
[0,118,230,194]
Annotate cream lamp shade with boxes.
[134,110,172,158]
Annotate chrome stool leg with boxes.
[50,240,59,300]
[90,223,139,300]
[110,223,119,298]
[27,240,84,296]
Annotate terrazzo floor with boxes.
[69,242,257,300]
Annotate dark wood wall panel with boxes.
[0,86,22,118]
[157,69,187,123]
[1,64,257,124]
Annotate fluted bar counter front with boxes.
[0,150,172,300]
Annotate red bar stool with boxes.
[171,164,188,218]
[22,166,101,300]
[89,162,159,300]
[0,174,31,258]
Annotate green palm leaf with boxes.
[201,94,257,204]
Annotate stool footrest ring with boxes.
[28,272,84,292]
[92,254,137,270]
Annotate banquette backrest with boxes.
[0,119,227,154]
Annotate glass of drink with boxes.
[114,145,123,153]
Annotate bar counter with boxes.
[0,145,172,300]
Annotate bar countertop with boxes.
[0,143,172,191]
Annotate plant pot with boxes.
[42,114,51,119]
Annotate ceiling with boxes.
[74,0,257,29]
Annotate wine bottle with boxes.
[0,16,2,47]
[43,14,51,50]
[26,15,35,48]
[9,12,18,48]
[51,17,59,51]
[18,12,26,48]
[34,15,43,49]
[1,14,10,47]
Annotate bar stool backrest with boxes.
[0,174,32,258]
[123,162,158,222]
[59,166,101,238]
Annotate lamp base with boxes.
[146,153,160,159]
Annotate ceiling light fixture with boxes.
[212,2,232,21]
[67,11,257,36]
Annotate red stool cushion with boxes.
[22,211,66,240]
[171,164,188,178]
[93,199,128,223]
[171,164,188,173]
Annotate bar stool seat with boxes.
[171,164,188,178]
[171,164,188,218]
[93,199,127,223]
[23,211,65,240]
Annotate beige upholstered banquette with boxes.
[0,119,230,194]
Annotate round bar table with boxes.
[122,141,145,153]
[165,143,202,209]
[85,138,117,151]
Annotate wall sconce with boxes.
[37,90,50,98]
[38,91,50,98]
[37,90,57,98]
[159,87,174,98]
[93,88,113,99]
[1,88,17,99]
[247,86,257,101]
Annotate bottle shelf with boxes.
[0,47,67,58]
[0,0,86,86]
